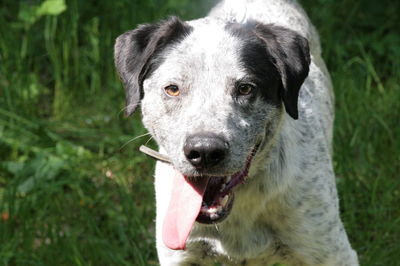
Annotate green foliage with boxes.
[0,0,399,265]
[18,0,67,28]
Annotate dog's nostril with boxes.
[208,150,225,163]
[187,150,201,161]
[184,147,205,167]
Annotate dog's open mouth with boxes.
[196,146,257,224]
[162,143,260,250]
[196,176,235,224]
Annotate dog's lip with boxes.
[189,141,261,224]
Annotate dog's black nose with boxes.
[184,133,229,169]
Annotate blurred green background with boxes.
[0,0,399,265]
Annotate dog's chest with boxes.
[186,201,305,265]
[185,234,304,266]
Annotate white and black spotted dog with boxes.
[114,0,358,265]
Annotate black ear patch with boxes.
[253,23,310,119]
[227,21,310,119]
[114,17,193,116]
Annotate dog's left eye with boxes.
[238,84,255,96]
[164,85,180,97]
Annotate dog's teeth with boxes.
[225,176,231,183]
[208,207,217,214]
[221,195,229,206]
[210,213,218,219]
[220,183,226,192]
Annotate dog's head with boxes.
[115,16,310,248]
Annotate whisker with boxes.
[214,223,220,233]
[145,135,154,146]
[120,132,151,150]
[118,106,128,116]
[118,102,142,116]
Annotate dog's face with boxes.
[142,20,283,177]
[114,17,310,229]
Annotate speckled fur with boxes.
[114,0,358,265]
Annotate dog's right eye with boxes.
[164,85,180,97]
[238,84,254,96]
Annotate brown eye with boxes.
[164,85,180,97]
[238,84,254,96]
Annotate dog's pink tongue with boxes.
[162,170,209,250]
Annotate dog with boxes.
[114,0,359,265]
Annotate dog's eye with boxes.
[238,84,254,96]
[164,85,180,97]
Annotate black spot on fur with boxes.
[114,16,193,116]
[225,21,310,119]
[310,212,324,218]
[273,241,290,259]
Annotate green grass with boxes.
[0,0,399,265]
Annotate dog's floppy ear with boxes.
[114,16,192,116]
[253,23,311,119]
